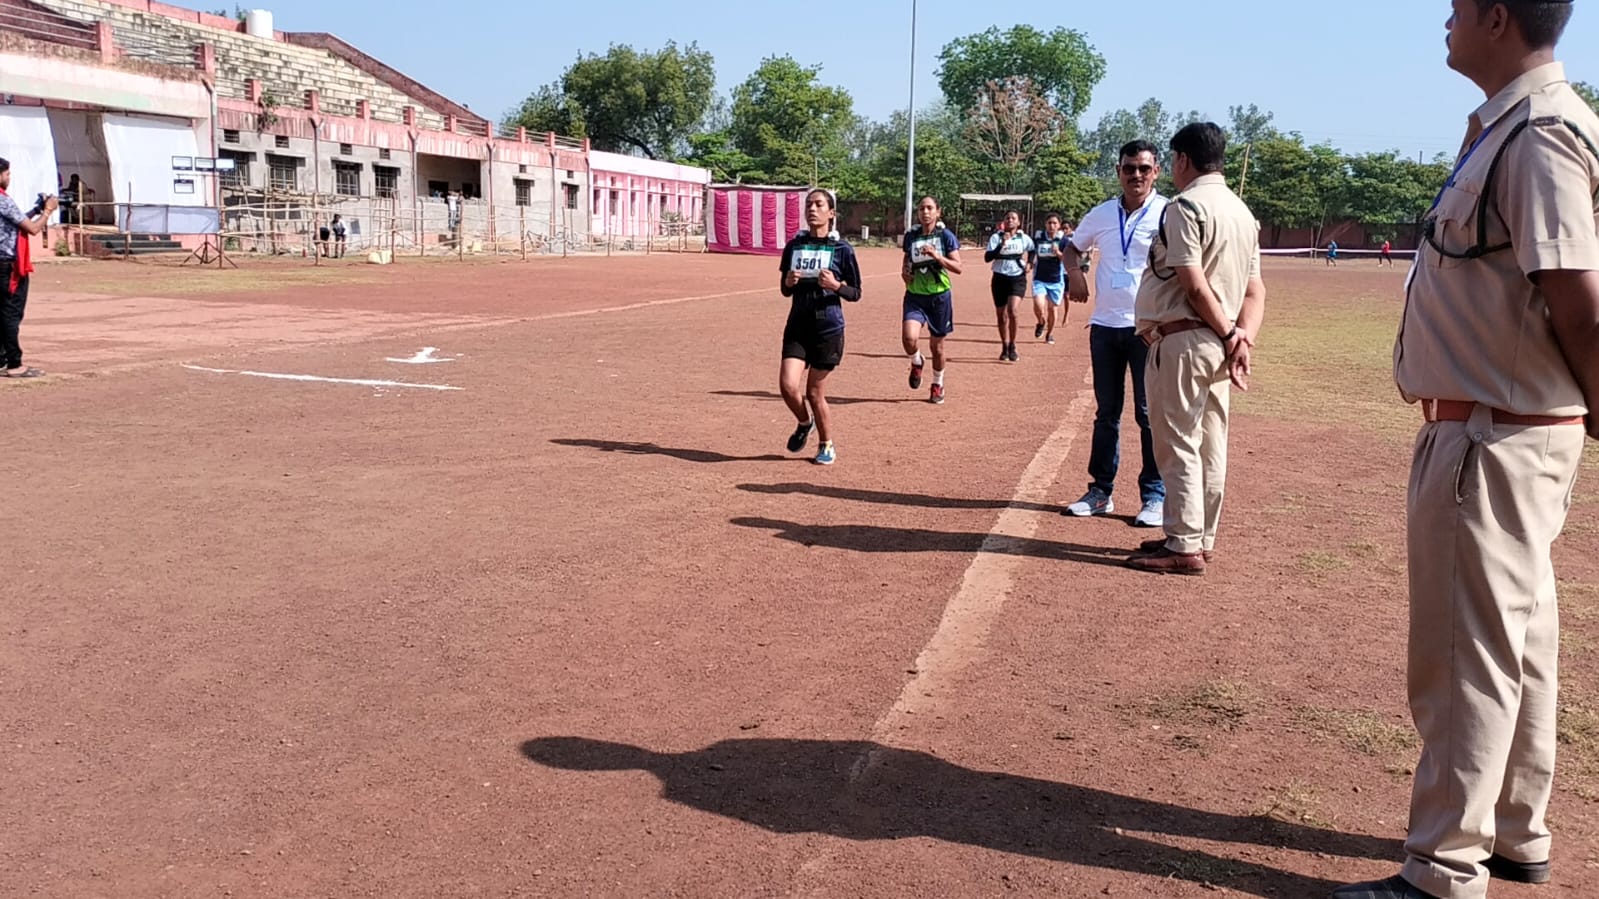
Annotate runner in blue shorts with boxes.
[901,196,963,404]
[777,189,862,466]
[1030,213,1069,345]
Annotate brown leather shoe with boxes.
[1126,547,1206,575]
[1131,538,1215,564]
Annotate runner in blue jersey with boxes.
[777,189,863,466]
[901,196,963,404]
[984,210,1033,362]
[1029,213,1070,345]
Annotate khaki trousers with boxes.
[1145,329,1230,555]
[1402,406,1584,899]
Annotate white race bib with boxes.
[909,237,940,265]
[791,245,835,280]
[1036,241,1058,258]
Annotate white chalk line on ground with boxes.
[181,364,463,392]
[786,365,1098,896]
[153,274,901,381]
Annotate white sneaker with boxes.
[1135,500,1164,528]
[1063,491,1113,517]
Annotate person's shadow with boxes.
[521,737,1394,897]
[550,438,792,464]
[730,515,1135,569]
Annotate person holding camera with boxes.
[0,157,55,379]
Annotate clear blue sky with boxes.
[258,0,1596,158]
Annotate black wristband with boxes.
[1221,327,1239,343]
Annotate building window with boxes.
[379,148,391,161]
[566,170,574,179]
[334,162,361,197]
[267,155,299,192]
[565,184,580,210]
[609,191,618,215]
[222,129,240,144]
[514,179,532,207]
[339,143,354,156]
[518,164,528,174]
[274,135,290,149]
[219,150,252,187]
[373,166,399,199]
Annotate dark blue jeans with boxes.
[1088,325,1163,502]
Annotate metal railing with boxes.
[0,4,98,51]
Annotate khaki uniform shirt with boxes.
[1135,173,1261,333]
[1395,62,1599,417]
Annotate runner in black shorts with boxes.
[984,210,1033,362]
[778,189,862,466]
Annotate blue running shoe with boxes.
[813,441,837,466]
[787,421,814,453]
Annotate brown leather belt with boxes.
[1142,319,1214,345]
[1420,398,1584,428]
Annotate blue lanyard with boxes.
[1119,202,1151,262]
[1431,123,1497,212]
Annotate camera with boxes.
[27,193,47,217]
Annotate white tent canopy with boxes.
[0,107,61,226]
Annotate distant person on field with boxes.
[1334,2,1599,898]
[1029,213,1069,345]
[317,220,331,257]
[777,189,862,466]
[901,195,962,405]
[1126,123,1265,576]
[332,214,347,258]
[984,210,1033,362]
[1380,238,1394,267]
[0,156,57,378]
[1063,139,1169,525]
[1326,239,1339,266]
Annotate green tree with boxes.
[685,130,757,184]
[504,83,584,140]
[1575,81,1599,114]
[1034,130,1105,222]
[560,42,716,159]
[1346,151,1452,230]
[729,56,856,186]
[506,43,715,159]
[1084,98,1206,183]
[936,26,1106,121]
[1226,103,1279,145]
[1240,135,1349,244]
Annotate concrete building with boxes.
[0,0,706,257]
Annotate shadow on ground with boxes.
[550,438,795,464]
[736,481,1063,515]
[710,389,920,406]
[730,515,1139,568]
[521,736,1397,898]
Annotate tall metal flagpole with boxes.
[903,0,917,233]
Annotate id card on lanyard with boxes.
[1115,202,1152,290]
[791,244,836,280]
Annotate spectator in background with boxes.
[332,215,347,258]
[0,157,58,378]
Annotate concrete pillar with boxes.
[247,78,262,103]
[304,90,319,113]
[357,99,370,120]
[95,21,115,64]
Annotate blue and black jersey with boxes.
[779,232,863,336]
[1030,232,1069,284]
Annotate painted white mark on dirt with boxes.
[385,347,459,365]
[787,366,1098,897]
[181,364,462,392]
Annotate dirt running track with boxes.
[1,251,1596,898]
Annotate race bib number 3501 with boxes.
[791,246,836,279]
[909,238,940,266]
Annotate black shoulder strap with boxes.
[1427,116,1599,260]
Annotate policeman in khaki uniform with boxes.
[1125,122,1265,576]
[1334,2,1599,899]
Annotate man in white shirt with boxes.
[1061,140,1169,526]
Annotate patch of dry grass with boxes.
[1142,680,1259,733]
[1255,780,1334,829]
[1296,707,1418,757]
[1298,550,1352,573]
